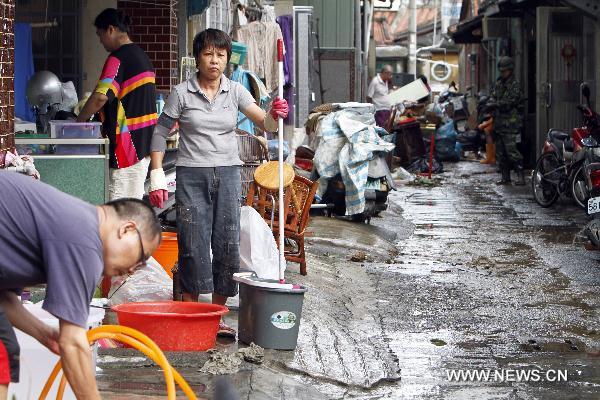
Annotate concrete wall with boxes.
[294,0,354,48]
[275,0,294,17]
[81,0,117,95]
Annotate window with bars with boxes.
[192,0,231,33]
[15,0,81,93]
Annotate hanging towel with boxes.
[14,23,35,122]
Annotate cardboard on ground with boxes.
[386,79,429,105]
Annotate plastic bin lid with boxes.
[233,273,307,293]
[49,120,102,126]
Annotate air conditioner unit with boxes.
[482,16,510,39]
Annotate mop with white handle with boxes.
[277,38,286,284]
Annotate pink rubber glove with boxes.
[149,189,168,209]
[269,97,289,120]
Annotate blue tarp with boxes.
[313,104,395,215]
[14,23,35,122]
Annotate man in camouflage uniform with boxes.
[491,56,525,185]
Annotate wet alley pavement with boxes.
[97,161,600,399]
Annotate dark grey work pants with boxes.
[176,166,241,297]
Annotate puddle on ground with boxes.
[538,226,582,245]
[307,216,399,260]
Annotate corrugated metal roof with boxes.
[372,8,439,45]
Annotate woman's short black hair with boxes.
[94,8,132,34]
[193,29,232,61]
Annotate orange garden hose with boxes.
[56,372,67,400]
[38,325,197,400]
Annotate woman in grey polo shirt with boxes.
[149,29,288,337]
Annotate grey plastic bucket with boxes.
[238,280,307,350]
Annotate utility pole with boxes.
[408,0,417,77]
[441,0,450,34]
[432,0,438,46]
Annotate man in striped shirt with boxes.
[78,8,157,200]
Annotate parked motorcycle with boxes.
[569,86,600,211]
[300,126,395,224]
[580,132,600,249]
[318,152,395,223]
[438,85,470,132]
[531,88,592,208]
[571,85,600,248]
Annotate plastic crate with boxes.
[49,121,102,139]
[49,121,102,154]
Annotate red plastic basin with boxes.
[112,301,228,351]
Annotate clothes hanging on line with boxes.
[234,21,283,94]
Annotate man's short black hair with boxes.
[105,198,161,243]
[193,29,232,61]
[94,8,132,34]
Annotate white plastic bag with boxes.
[59,81,78,112]
[239,206,281,280]
[108,257,172,306]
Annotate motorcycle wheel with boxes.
[531,153,560,207]
[571,165,588,209]
[351,213,368,223]
[584,218,600,248]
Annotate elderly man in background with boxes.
[367,65,394,127]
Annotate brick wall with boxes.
[0,0,14,156]
[118,0,179,91]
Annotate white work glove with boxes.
[149,168,168,208]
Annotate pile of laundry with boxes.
[2,150,40,179]
[311,103,395,215]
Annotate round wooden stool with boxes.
[253,161,301,212]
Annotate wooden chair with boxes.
[282,175,319,275]
[245,175,318,275]
[245,180,293,232]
